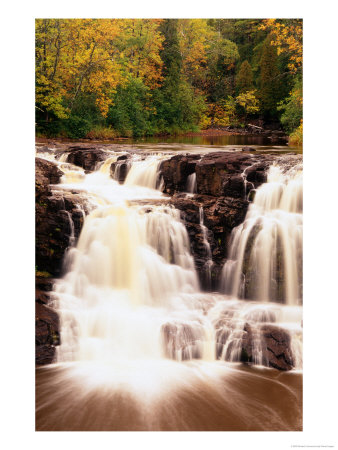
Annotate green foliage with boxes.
[64,115,92,139]
[206,38,240,102]
[154,19,205,133]
[35,19,302,138]
[236,60,254,94]
[259,36,281,118]
[154,80,205,134]
[108,78,155,137]
[278,79,303,133]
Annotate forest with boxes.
[35,19,302,143]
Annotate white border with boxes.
[2,1,337,449]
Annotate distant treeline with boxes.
[35,19,302,142]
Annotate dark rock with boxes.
[160,154,200,194]
[36,289,50,305]
[35,302,60,365]
[110,160,131,183]
[170,193,249,289]
[117,154,130,161]
[36,158,63,185]
[35,277,55,292]
[242,147,256,152]
[35,158,88,277]
[35,275,60,365]
[260,324,294,370]
[215,320,295,371]
[66,148,108,172]
[36,158,63,199]
[36,345,56,365]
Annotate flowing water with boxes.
[35,144,303,431]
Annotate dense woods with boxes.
[35,19,302,142]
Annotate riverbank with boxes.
[35,126,289,145]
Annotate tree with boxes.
[115,19,164,88]
[35,19,124,122]
[260,19,302,75]
[206,37,240,102]
[177,19,216,92]
[236,60,254,93]
[278,79,302,133]
[236,90,260,120]
[258,35,282,118]
[154,19,205,133]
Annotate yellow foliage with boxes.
[35,19,164,118]
[236,90,260,114]
[289,120,303,146]
[260,19,302,74]
[178,19,217,88]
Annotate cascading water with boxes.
[124,154,166,190]
[220,162,303,305]
[199,206,214,289]
[36,146,303,431]
[186,172,197,193]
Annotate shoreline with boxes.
[35,127,288,145]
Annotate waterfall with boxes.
[124,155,165,190]
[40,152,303,368]
[220,163,303,305]
[199,206,214,289]
[186,173,197,193]
[37,147,303,431]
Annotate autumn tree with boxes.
[177,19,216,92]
[236,90,259,120]
[260,19,302,75]
[36,19,124,120]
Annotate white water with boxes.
[35,148,303,366]
[199,206,214,289]
[36,146,303,430]
[220,163,303,306]
[186,172,197,193]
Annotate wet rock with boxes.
[36,158,63,199]
[36,302,60,365]
[35,277,60,365]
[35,158,88,277]
[66,147,108,172]
[160,154,200,195]
[242,146,256,152]
[260,324,294,371]
[195,152,265,197]
[170,193,249,290]
[36,345,56,365]
[35,288,50,305]
[216,320,295,371]
[35,277,55,292]
[110,160,131,183]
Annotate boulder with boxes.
[215,320,295,371]
[260,324,294,371]
[110,160,131,183]
[160,154,200,194]
[66,147,108,172]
